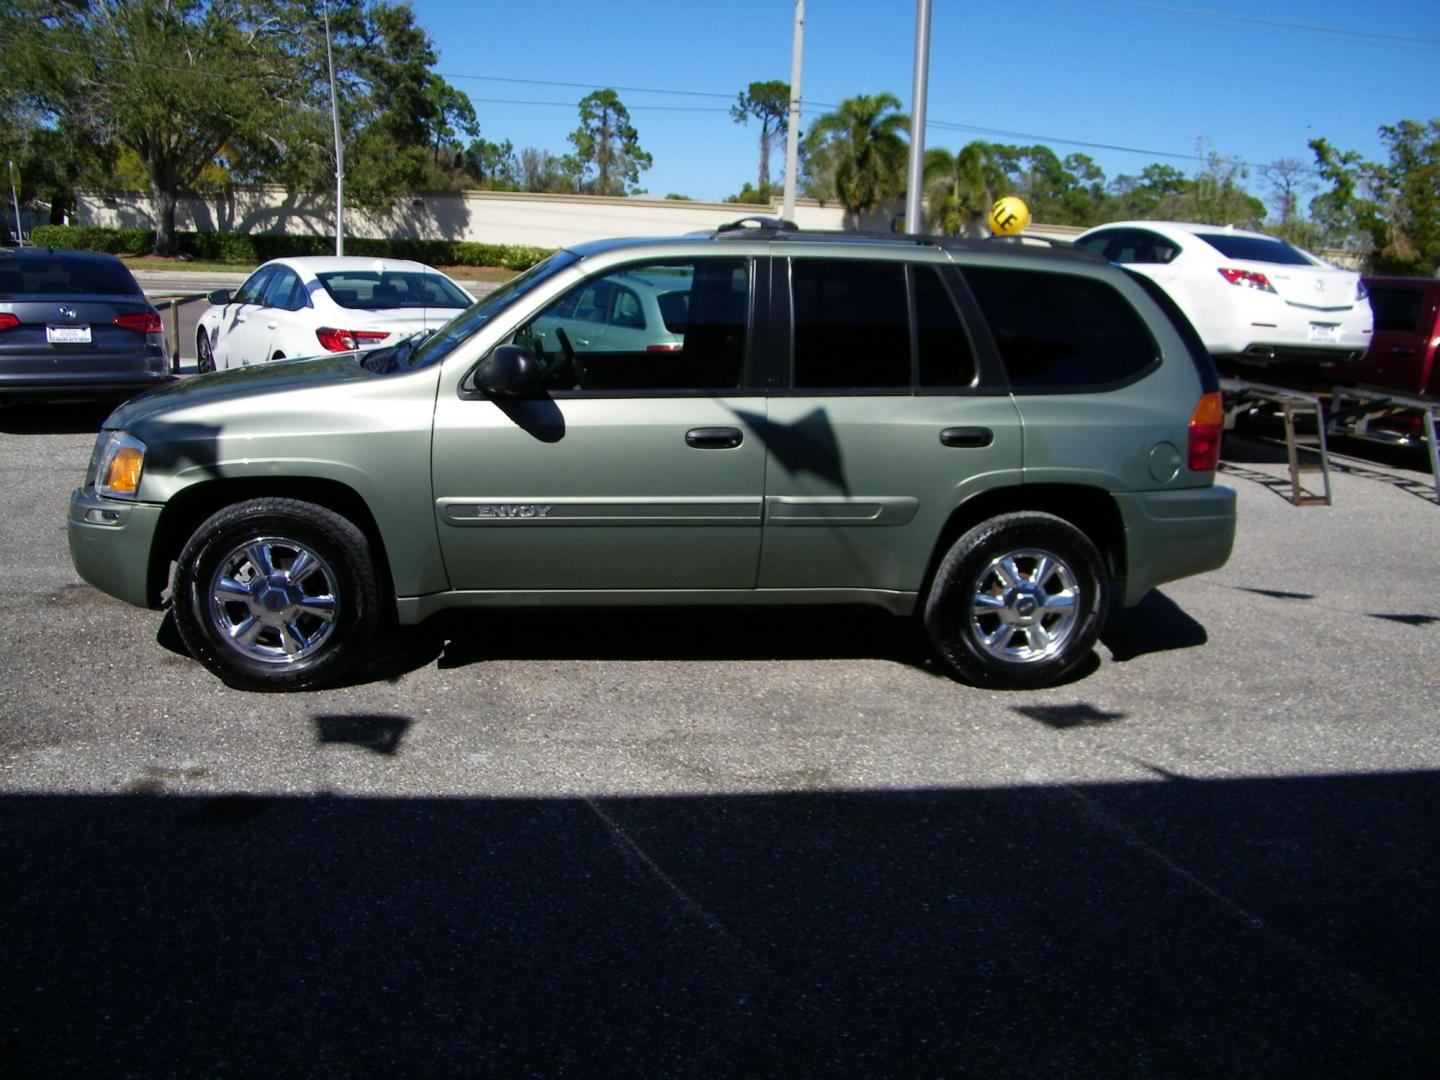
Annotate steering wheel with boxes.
[553,327,591,390]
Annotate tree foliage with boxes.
[567,89,651,196]
[0,0,487,251]
[801,93,909,217]
[923,143,1005,235]
[731,79,789,195]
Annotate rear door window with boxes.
[787,259,977,390]
[962,267,1158,391]
[791,258,910,388]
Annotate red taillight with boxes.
[113,311,163,334]
[1217,268,1276,293]
[646,342,683,352]
[0,312,19,332]
[316,327,392,352]
[1188,391,1225,472]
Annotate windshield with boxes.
[393,251,580,372]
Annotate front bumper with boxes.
[1114,484,1237,606]
[68,487,166,609]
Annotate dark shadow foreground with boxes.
[3,771,1437,1076]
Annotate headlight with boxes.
[90,431,147,499]
[1356,279,1369,301]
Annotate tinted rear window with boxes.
[316,270,471,310]
[962,267,1158,391]
[1195,233,1313,266]
[1367,286,1423,333]
[0,255,141,297]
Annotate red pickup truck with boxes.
[1326,277,1440,397]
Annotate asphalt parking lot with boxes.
[1,405,1437,1076]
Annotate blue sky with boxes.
[410,0,1440,215]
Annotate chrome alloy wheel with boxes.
[968,547,1080,665]
[206,536,340,664]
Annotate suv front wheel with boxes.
[171,498,381,691]
[924,512,1109,688]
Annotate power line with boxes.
[1036,0,1440,48]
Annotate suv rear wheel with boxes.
[924,512,1109,688]
[171,498,380,691]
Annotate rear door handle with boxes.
[1391,346,1414,356]
[940,426,994,448]
[686,427,743,449]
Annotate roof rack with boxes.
[714,216,799,237]
[710,218,1106,263]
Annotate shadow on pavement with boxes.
[1101,590,1208,662]
[0,401,117,435]
[3,771,1436,1075]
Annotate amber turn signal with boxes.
[104,446,145,495]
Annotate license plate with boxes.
[1308,322,1340,344]
[46,325,92,344]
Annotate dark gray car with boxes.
[0,249,172,404]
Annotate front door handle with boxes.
[686,427,743,449]
[940,426,994,448]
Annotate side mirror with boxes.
[470,344,543,398]
[207,288,232,306]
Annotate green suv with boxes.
[68,221,1236,691]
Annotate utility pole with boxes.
[903,0,933,235]
[781,0,804,223]
[8,160,23,246]
[323,0,345,256]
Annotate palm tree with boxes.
[924,142,1005,236]
[802,93,909,218]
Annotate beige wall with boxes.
[74,186,1086,248]
[75,187,849,247]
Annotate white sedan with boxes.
[1072,221,1372,366]
[195,256,474,371]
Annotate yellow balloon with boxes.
[989,196,1031,236]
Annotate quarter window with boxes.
[963,267,1158,390]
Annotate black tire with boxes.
[923,512,1109,689]
[196,331,215,373]
[171,498,381,691]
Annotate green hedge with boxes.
[29,225,555,271]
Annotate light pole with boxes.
[781,0,804,223]
[322,0,345,256]
[902,0,933,235]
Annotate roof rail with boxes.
[709,219,1106,262]
[714,216,799,238]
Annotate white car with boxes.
[195,256,474,371]
[1072,221,1372,366]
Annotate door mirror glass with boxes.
[470,344,543,397]
[207,288,232,306]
